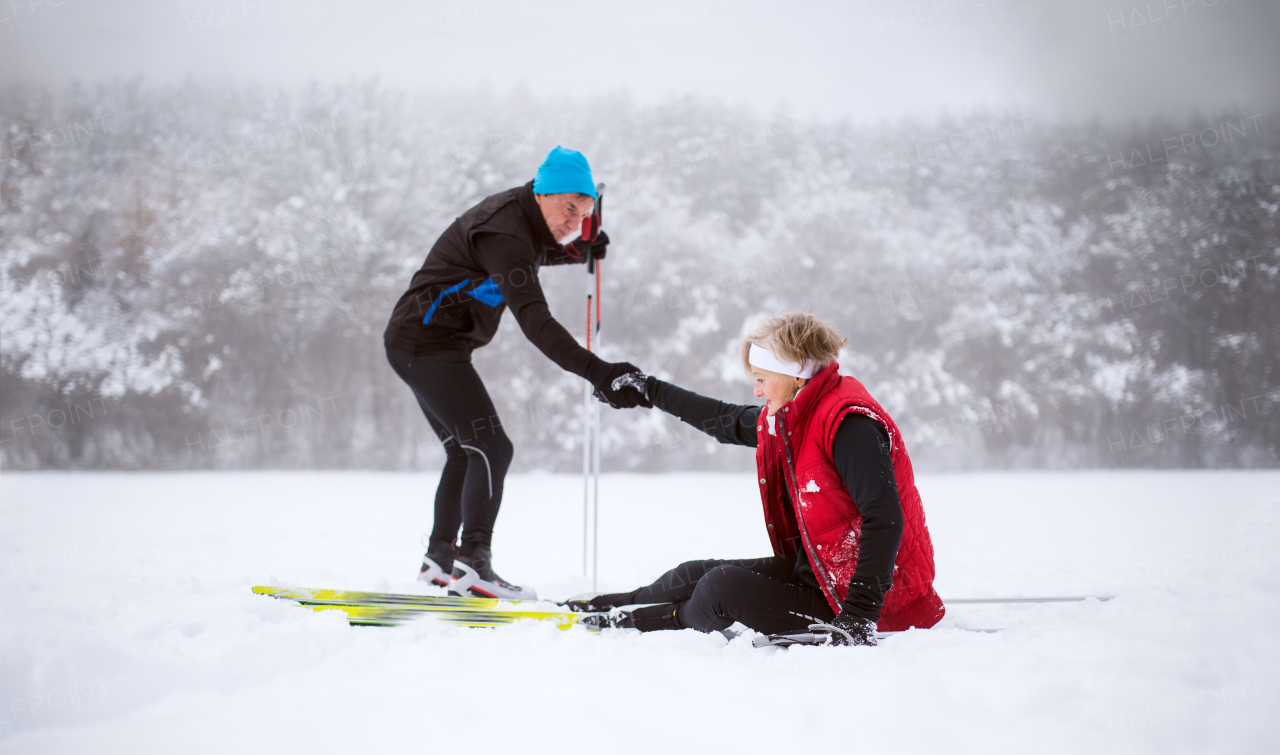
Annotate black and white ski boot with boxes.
[561,593,614,613]
[417,536,457,587]
[578,610,635,629]
[447,546,537,601]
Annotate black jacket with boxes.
[384,181,607,383]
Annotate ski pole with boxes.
[582,183,606,582]
[582,271,593,576]
[944,595,1114,604]
[590,184,605,591]
[591,257,602,592]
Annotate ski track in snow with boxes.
[0,471,1276,754]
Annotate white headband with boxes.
[749,343,817,379]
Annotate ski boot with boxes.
[417,536,458,587]
[578,609,635,630]
[448,546,537,601]
[561,592,615,613]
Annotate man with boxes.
[384,146,649,601]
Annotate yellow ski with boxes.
[252,585,593,630]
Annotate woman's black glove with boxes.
[816,612,877,647]
[591,362,652,409]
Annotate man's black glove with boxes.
[590,361,652,409]
[813,612,877,647]
[585,229,608,262]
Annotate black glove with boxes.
[813,612,877,647]
[585,229,608,262]
[591,361,652,409]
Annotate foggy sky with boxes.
[2,0,1279,122]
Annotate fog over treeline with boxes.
[1,81,1277,472]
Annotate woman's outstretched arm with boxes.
[644,376,761,448]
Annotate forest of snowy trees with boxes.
[1,80,1276,471]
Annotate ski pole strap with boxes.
[580,212,599,243]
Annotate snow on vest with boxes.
[754,362,945,631]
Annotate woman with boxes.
[578,312,945,645]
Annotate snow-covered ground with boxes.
[1,471,1276,754]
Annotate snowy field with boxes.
[1,470,1277,754]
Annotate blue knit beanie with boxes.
[533,146,596,199]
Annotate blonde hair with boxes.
[740,311,848,377]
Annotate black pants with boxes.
[598,557,835,635]
[386,346,514,555]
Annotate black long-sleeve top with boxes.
[645,376,904,623]
[383,181,610,386]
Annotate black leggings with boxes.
[386,346,514,555]
[598,557,835,635]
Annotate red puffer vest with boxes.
[755,362,945,631]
